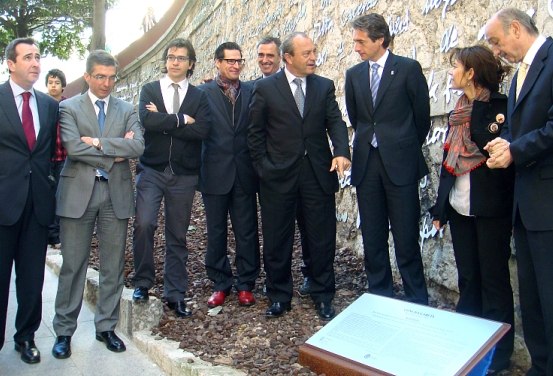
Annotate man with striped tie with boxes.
[345,13,431,305]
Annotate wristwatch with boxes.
[92,138,100,149]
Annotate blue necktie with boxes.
[370,63,380,148]
[95,100,108,179]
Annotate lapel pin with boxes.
[391,71,395,75]
[496,113,505,123]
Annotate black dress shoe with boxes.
[265,301,292,318]
[95,331,126,352]
[315,302,335,321]
[52,336,71,359]
[174,301,192,317]
[298,277,311,297]
[132,286,149,301]
[14,340,40,364]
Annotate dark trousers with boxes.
[260,156,336,304]
[202,177,260,292]
[48,160,65,242]
[447,205,514,371]
[514,211,553,376]
[132,164,197,303]
[356,146,428,304]
[297,197,311,279]
[0,185,48,349]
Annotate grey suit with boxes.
[53,93,144,335]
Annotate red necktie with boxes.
[21,92,36,150]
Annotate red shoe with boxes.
[238,291,255,306]
[207,291,227,308]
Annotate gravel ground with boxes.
[87,161,525,375]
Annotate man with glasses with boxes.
[248,32,350,320]
[131,39,210,318]
[52,50,144,358]
[198,42,259,308]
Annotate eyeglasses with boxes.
[91,74,118,82]
[166,55,190,62]
[220,59,246,66]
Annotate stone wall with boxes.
[112,0,553,368]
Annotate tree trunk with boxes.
[90,0,106,51]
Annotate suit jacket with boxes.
[197,80,258,195]
[138,81,210,175]
[0,81,59,226]
[345,52,431,187]
[502,37,553,231]
[433,92,515,226]
[56,93,144,219]
[248,70,350,195]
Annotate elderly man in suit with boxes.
[51,50,144,359]
[198,42,259,308]
[485,8,553,375]
[248,32,351,320]
[345,14,430,305]
[131,39,210,317]
[0,38,59,364]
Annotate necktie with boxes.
[370,63,380,148]
[516,62,529,101]
[95,100,108,179]
[293,78,305,117]
[96,100,106,133]
[171,83,180,113]
[21,92,36,150]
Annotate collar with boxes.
[88,90,110,107]
[284,67,305,85]
[522,35,547,67]
[9,78,35,98]
[160,75,189,90]
[263,67,282,78]
[370,49,390,69]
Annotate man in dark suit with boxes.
[256,36,282,78]
[0,38,59,364]
[131,39,210,317]
[198,42,259,308]
[52,50,144,359]
[345,14,430,305]
[485,8,553,375]
[248,32,351,320]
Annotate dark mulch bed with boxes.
[87,161,523,375]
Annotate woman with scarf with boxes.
[432,45,514,375]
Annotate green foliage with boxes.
[0,0,117,60]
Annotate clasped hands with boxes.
[330,156,351,178]
[484,137,513,169]
[81,131,135,162]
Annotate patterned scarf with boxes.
[443,88,490,176]
[216,74,239,105]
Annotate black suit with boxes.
[345,52,430,304]
[502,37,553,376]
[433,92,514,371]
[198,80,260,292]
[0,80,58,349]
[248,70,350,304]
